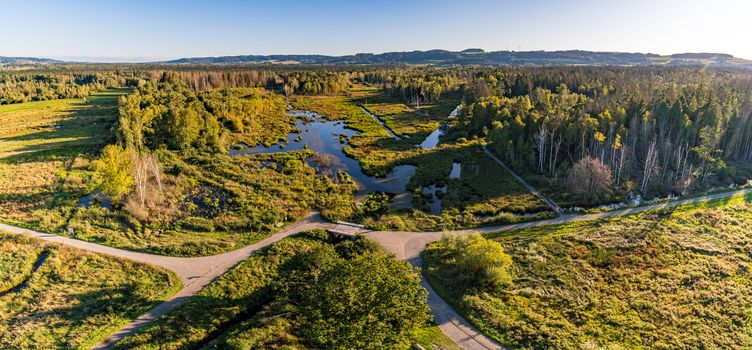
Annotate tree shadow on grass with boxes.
[0,91,124,164]
[4,284,168,348]
[112,289,274,350]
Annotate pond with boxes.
[418,126,445,150]
[422,184,447,215]
[420,162,460,215]
[418,105,461,150]
[231,110,415,195]
[449,162,461,179]
[78,190,113,210]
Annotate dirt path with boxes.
[482,144,562,214]
[3,188,749,349]
[0,213,336,349]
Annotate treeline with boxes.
[172,69,358,95]
[117,72,286,153]
[453,67,752,204]
[364,68,466,106]
[148,67,467,104]
[0,65,468,107]
[0,72,125,104]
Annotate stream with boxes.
[417,106,462,212]
[360,107,401,140]
[418,105,462,150]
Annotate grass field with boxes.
[0,235,39,294]
[114,231,456,350]
[0,89,127,230]
[349,84,460,142]
[0,232,180,349]
[424,192,752,349]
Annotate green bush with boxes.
[424,234,513,293]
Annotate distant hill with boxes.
[162,49,752,69]
[0,56,60,66]
[3,51,751,69]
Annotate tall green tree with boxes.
[92,145,134,201]
[292,251,431,350]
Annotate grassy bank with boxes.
[0,232,180,349]
[349,83,459,142]
[423,192,752,349]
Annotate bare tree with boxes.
[533,125,548,173]
[549,135,562,176]
[615,144,628,187]
[568,156,613,203]
[640,139,659,193]
[131,152,149,208]
[130,151,163,208]
[144,153,163,194]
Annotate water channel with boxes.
[231,107,461,213]
[230,110,415,195]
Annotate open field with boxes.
[423,192,752,349]
[0,89,127,230]
[0,235,39,294]
[0,232,180,349]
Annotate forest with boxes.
[4,64,752,210]
[449,67,752,205]
[0,71,126,104]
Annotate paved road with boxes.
[3,188,749,349]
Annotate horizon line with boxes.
[2,48,745,64]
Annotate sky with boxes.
[1,0,749,62]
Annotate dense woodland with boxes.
[0,72,127,104]
[451,67,752,204]
[117,73,288,152]
[4,65,752,207]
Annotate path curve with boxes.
[0,212,337,349]
[2,188,750,349]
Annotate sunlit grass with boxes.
[0,89,127,228]
[425,196,752,349]
[0,232,180,349]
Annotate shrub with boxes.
[425,234,513,293]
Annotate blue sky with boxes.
[1,0,749,62]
